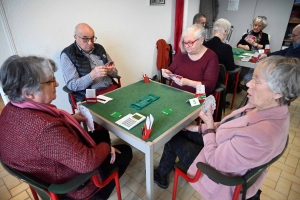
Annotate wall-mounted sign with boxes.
[228,0,239,11]
[150,0,165,5]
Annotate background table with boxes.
[233,47,258,69]
[82,80,201,200]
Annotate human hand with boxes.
[183,123,198,132]
[161,69,172,79]
[110,147,121,164]
[243,45,250,50]
[107,65,116,75]
[199,105,214,129]
[73,112,87,123]
[173,77,189,86]
[258,53,267,60]
[90,66,108,80]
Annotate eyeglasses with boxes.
[288,33,300,38]
[182,39,199,47]
[258,16,267,20]
[251,76,268,85]
[40,77,56,84]
[76,35,97,43]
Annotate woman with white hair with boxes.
[161,24,219,96]
[204,18,236,71]
[237,16,269,50]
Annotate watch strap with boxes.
[202,129,215,136]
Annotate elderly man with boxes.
[259,24,300,60]
[193,13,207,27]
[61,23,119,104]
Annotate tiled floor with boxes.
[0,91,300,200]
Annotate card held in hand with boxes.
[201,95,216,114]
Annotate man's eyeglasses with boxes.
[76,35,97,43]
[288,33,300,38]
[182,39,199,47]
[258,16,267,20]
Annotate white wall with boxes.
[183,0,200,29]
[0,0,176,112]
[216,0,294,52]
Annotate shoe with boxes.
[225,101,230,108]
[154,169,168,189]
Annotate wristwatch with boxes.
[202,129,215,136]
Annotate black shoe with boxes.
[225,101,230,108]
[154,169,168,189]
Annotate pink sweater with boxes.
[168,49,219,95]
[188,104,289,200]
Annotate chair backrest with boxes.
[0,156,51,199]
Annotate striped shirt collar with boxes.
[75,42,94,54]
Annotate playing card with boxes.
[105,61,114,66]
[244,35,256,42]
[169,74,182,80]
[201,95,216,114]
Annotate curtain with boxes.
[199,0,219,27]
[174,0,184,54]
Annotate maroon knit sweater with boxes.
[168,49,219,95]
[0,103,110,199]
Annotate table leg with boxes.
[145,142,154,200]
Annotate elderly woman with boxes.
[237,16,269,50]
[154,56,300,200]
[161,24,219,96]
[0,56,132,200]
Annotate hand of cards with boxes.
[201,95,216,114]
[169,74,183,81]
[244,35,256,42]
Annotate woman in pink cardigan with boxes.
[154,56,300,199]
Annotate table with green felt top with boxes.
[233,47,258,69]
[81,80,201,200]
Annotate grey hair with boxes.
[255,56,300,105]
[193,13,206,24]
[213,18,231,35]
[253,16,268,29]
[0,55,57,102]
[179,24,205,54]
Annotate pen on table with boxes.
[97,98,106,101]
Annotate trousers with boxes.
[156,130,204,177]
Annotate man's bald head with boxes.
[74,23,95,52]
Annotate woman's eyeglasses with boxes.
[182,39,199,47]
[40,77,56,84]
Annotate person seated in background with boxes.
[259,24,300,60]
[0,55,132,200]
[161,24,219,96]
[154,56,300,200]
[61,23,119,106]
[243,24,300,84]
[237,16,269,51]
[193,13,207,27]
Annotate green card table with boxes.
[233,47,258,69]
[81,80,201,200]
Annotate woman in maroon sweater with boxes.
[0,55,132,199]
[162,24,219,95]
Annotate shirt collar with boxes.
[75,42,94,54]
[293,43,300,49]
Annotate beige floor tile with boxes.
[273,161,296,174]
[0,170,9,179]
[262,177,276,189]
[289,149,300,158]
[189,196,198,200]
[125,167,146,184]
[159,190,178,200]
[291,183,300,193]
[0,164,4,172]
[281,171,300,185]
[288,143,300,152]
[0,185,12,200]
[124,192,142,200]
[275,177,292,196]
[125,178,146,198]
[266,166,282,182]
[288,190,300,200]
[9,182,29,197]
[0,178,4,187]
[119,174,132,188]
[192,191,206,200]
[10,191,29,200]
[260,193,271,200]
[285,154,299,168]
[108,185,131,200]
[176,182,195,200]
[2,175,21,190]
[260,185,288,200]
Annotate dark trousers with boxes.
[90,131,133,200]
[156,130,204,177]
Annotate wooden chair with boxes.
[0,156,122,200]
[172,135,289,200]
[63,75,121,114]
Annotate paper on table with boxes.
[78,105,94,132]
[97,95,113,104]
[149,114,154,128]
[146,116,150,129]
[242,53,254,56]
